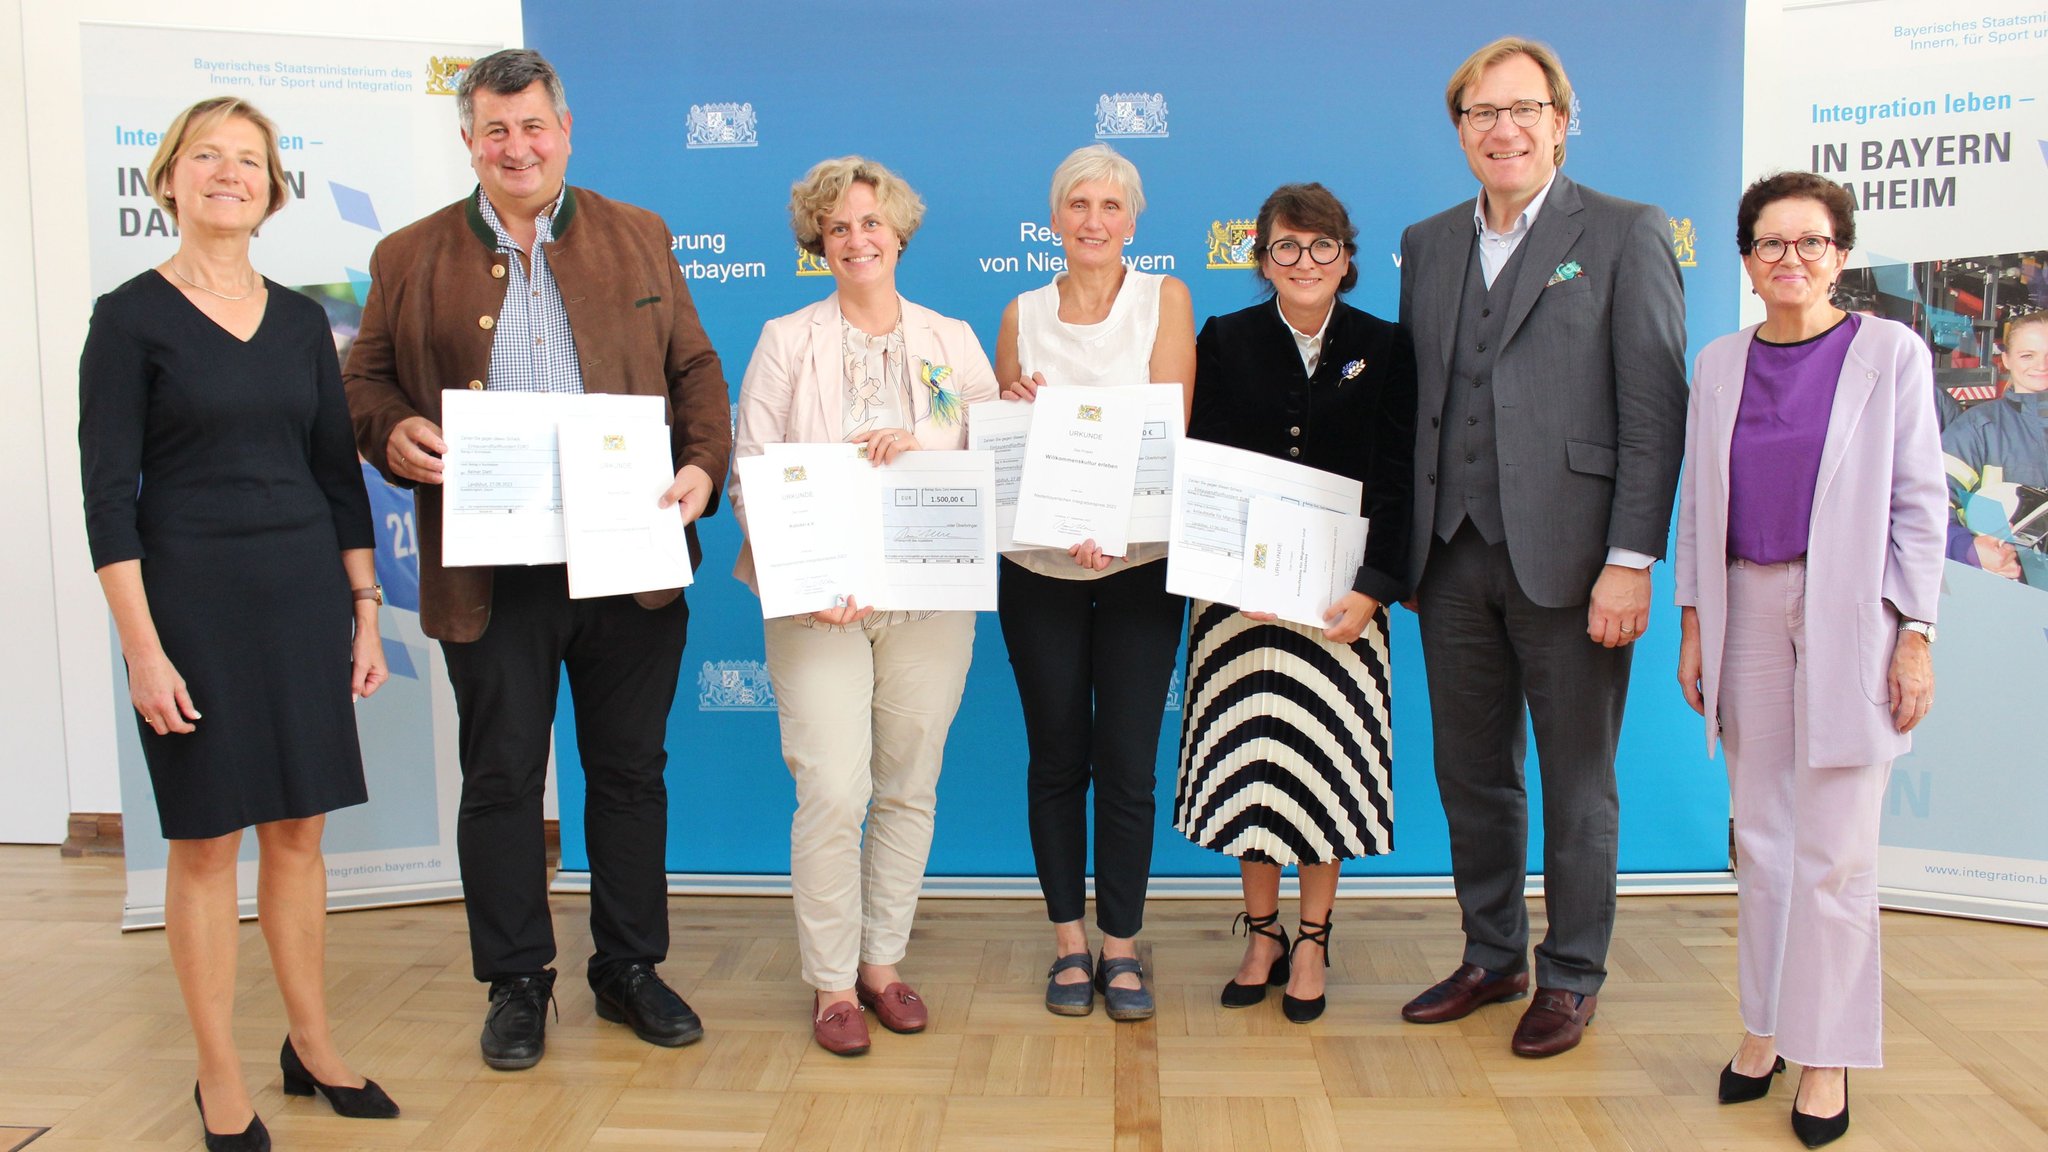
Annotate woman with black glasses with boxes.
[1174,183,1415,1023]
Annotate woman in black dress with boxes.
[79,98,398,1150]
[1174,184,1416,1022]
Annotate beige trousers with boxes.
[763,611,976,991]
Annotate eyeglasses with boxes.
[1458,100,1554,131]
[1748,235,1837,263]
[1267,237,1345,266]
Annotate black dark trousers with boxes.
[440,564,688,985]
[997,559,1186,938]
[1416,524,1628,995]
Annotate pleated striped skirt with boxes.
[1172,599,1393,865]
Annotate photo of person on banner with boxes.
[1942,310,2048,587]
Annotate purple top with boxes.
[1727,313,1859,565]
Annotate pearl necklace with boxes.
[168,263,262,302]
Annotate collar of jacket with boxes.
[463,183,581,249]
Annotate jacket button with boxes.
[479,315,495,330]
[1288,447,1300,458]
[491,264,507,279]
[1289,426,1301,437]
[468,379,485,390]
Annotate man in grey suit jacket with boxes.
[1395,36,1686,1057]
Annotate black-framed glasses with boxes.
[1458,99,1553,131]
[1267,237,1345,266]
[1749,235,1837,263]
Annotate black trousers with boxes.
[1416,524,1629,995]
[997,559,1185,939]
[440,564,688,985]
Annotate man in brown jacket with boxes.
[345,48,731,1071]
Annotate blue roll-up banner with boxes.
[526,0,1747,890]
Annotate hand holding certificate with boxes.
[735,448,870,618]
[1011,384,1143,555]
[739,444,997,618]
[1238,496,1369,629]
[442,390,668,568]
[558,414,695,600]
[1166,438,1363,608]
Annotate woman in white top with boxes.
[731,156,999,1056]
[994,143,1197,1020]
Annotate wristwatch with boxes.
[352,584,385,606]
[1898,619,1935,643]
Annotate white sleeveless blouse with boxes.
[1010,270,1167,579]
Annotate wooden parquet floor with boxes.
[3,847,2046,1151]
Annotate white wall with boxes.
[8,0,524,841]
[0,0,71,843]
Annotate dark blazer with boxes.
[1189,299,1418,605]
[344,185,732,642]
[1399,173,1687,606]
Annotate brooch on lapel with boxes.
[1340,358,1366,382]
[917,358,962,426]
[1546,260,1584,287]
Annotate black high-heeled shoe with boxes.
[1281,916,1332,1024]
[194,1082,270,1152]
[1791,1070,1849,1148]
[1718,1054,1785,1104]
[1221,911,1291,1008]
[281,1037,401,1119]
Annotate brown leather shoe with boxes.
[1400,963,1529,1024]
[1510,988,1597,1058]
[856,981,928,1034]
[812,1001,871,1056]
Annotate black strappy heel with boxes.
[1220,910,1291,1008]
[1282,915,1332,1023]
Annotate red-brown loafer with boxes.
[1510,989,1597,1058]
[812,1001,871,1056]
[855,981,928,1034]
[1400,963,1529,1024]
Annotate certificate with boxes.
[1239,496,1369,629]
[1116,383,1184,544]
[734,448,868,618]
[441,390,661,567]
[868,451,997,612]
[1166,438,1362,607]
[966,398,1031,552]
[557,414,694,600]
[738,445,998,616]
[1011,384,1143,554]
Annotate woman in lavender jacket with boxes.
[1674,171,1945,1149]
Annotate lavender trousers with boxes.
[1720,557,1886,1068]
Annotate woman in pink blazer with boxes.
[1674,171,1945,1148]
[729,156,998,1057]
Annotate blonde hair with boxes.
[788,155,926,256]
[2005,310,2048,345]
[1443,37,1574,167]
[147,97,291,221]
[1048,144,1146,219]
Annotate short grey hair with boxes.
[1047,143,1146,219]
[457,49,569,135]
